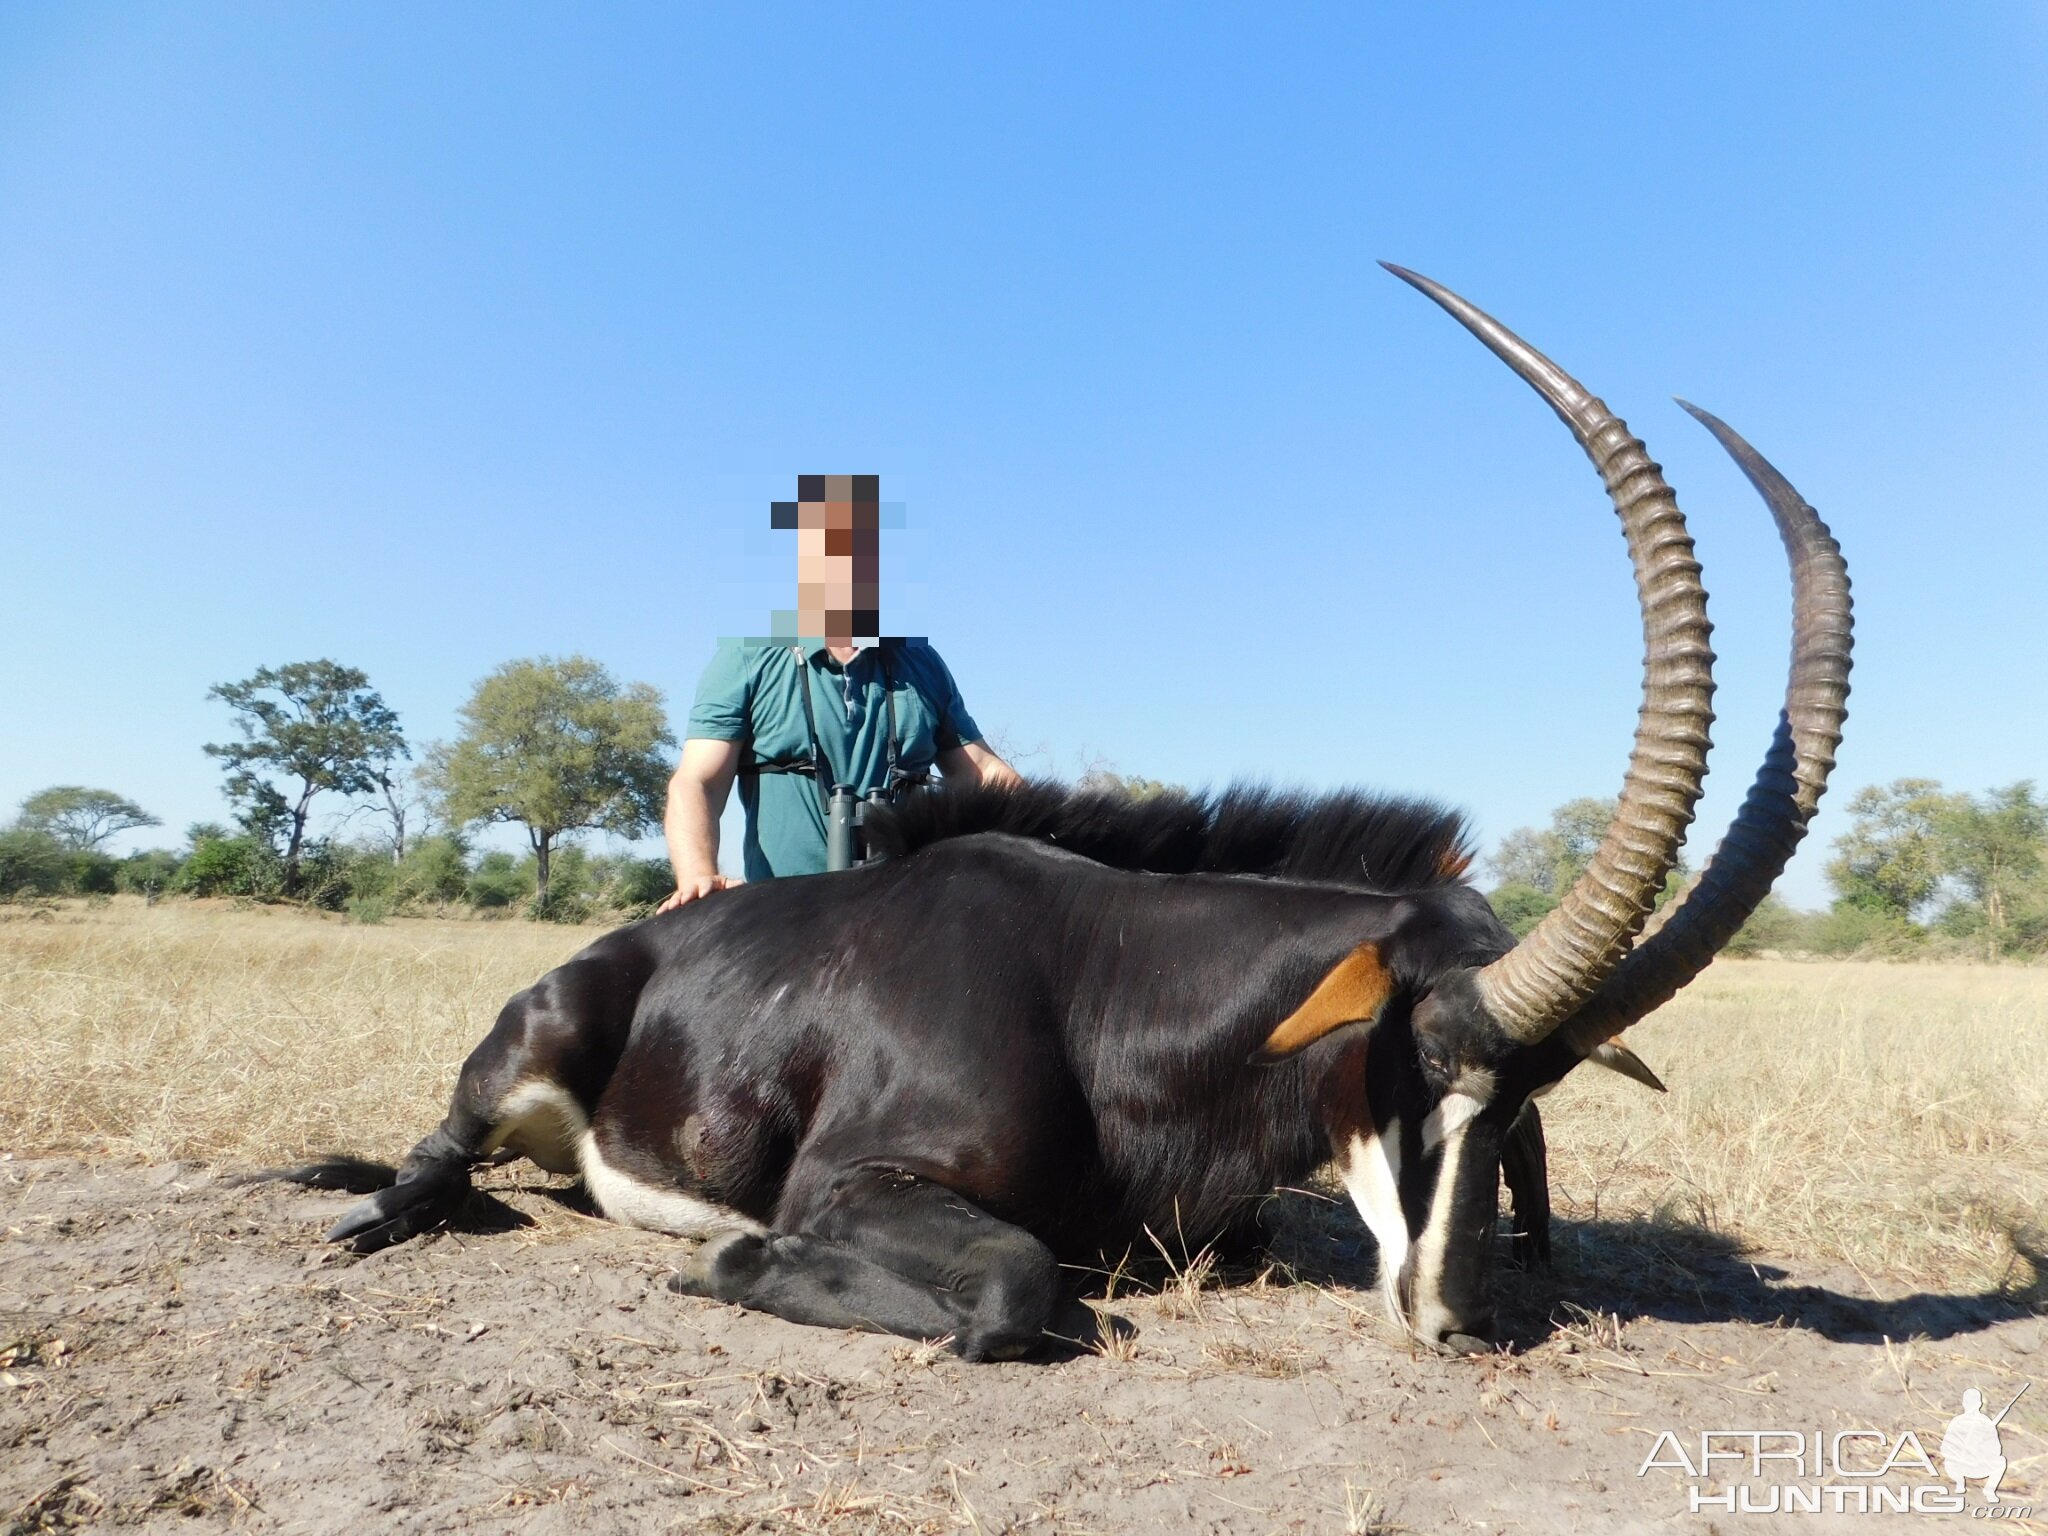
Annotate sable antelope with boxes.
[273,268,1850,1358]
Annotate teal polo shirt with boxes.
[687,638,983,880]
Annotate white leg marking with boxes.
[578,1129,764,1239]
[1338,1119,1409,1321]
[486,1079,588,1176]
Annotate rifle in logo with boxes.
[1941,1383,2028,1504]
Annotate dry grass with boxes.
[3,899,2045,1301]
[0,896,587,1165]
[1539,957,2048,1294]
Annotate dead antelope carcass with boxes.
[268,267,1850,1359]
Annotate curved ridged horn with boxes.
[1382,264,1716,1043]
[1564,404,1852,1052]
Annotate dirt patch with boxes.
[2,1159,2040,1533]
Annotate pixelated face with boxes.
[771,474,881,642]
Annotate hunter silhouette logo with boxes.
[1941,1384,2026,1504]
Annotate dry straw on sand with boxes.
[3,897,2044,1298]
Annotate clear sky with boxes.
[4,4,2045,906]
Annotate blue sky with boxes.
[4,4,2044,906]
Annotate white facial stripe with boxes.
[1420,1066,1496,1154]
[1405,1115,1470,1345]
[1337,1120,1409,1321]
[1420,1090,1484,1155]
[579,1128,764,1239]
[1453,1066,1497,1104]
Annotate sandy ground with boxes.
[2,1157,2040,1535]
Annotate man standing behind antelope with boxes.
[658,474,1020,909]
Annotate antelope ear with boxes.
[1586,1039,1667,1093]
[1256,943,1394,1061]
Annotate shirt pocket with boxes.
[888,677,943,773]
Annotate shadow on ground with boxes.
[1248,1183,2045,1349]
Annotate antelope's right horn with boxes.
[1565,404,1852,1051]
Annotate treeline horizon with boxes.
[1,655,677,923]
[1487,780,2048,961]
[4,656,2044,956]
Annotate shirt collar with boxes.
[798,637,877,663]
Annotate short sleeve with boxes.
[924,647,982,752]
[686,643,753,742]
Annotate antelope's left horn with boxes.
[1385,264,1717,1042]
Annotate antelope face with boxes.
[1335,968,1575,1354]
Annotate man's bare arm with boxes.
[658,738,745,912]
[936,739,1024,790]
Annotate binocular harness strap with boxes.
[749,644,923,812]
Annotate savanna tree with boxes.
[1824,778,1954,921]
[16,786,160,850]
[204,660,408,894]
[1936,781,2046,957]
[425,656,673,910]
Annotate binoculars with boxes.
[825,785,897,872]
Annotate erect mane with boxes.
[864,780,1475,893]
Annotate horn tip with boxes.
[1588,1039,1669,1094]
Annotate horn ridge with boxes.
[1382,265,1717,1042]
[1566,403,1852,1050]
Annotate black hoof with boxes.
[668,1230,771,1300]
[954,1325,1042,1363]
[324,1165,468,1253]
[1508,1228,1552,1271]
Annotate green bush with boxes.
[1486,882,1557,939]
[2010,916,2048,957]
[1724,894,1811,956]
[518,848,673,920]
[607,856,675,910]
[291,841,357,910]
[393,836,470,907]
[467,850,531,910]
[116,849,183,895]
[176,835,282,898]
[540,846,597,916]
[528,890,586,923]
[342,847,398,902]
[1931,902,1985,940]
[1809,903,1922,958]
[347,894,391,925]
[0,827,67,896]
[0,831,124,896]
[63,849,121,895]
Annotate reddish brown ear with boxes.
[1258,943,1394,1060]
